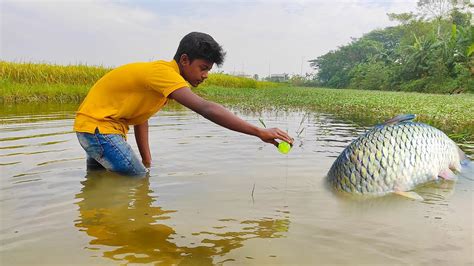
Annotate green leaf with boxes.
[451,24,457,41]
[468,43,474,57]
[258,118,267,128]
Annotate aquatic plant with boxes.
[196,86,474,141]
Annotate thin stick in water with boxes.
[251,183,256,199]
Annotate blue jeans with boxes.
[76,128,147,176]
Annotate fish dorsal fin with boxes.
[383,114,416,125]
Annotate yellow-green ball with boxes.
[278,141,292,154]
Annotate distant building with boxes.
[266,73,289,82]
[230,71,255,79]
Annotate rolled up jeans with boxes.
[76,128,147,176]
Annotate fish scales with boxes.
[327,120,463,196]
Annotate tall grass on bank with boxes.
[1,79,89,103]
[0,61,281,103]
[1,61,472,140]
[202,73,280,89]
[0,61,280,88]
[0,61,111,85]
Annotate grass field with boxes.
[1,61,473,141]
[195,86,474,142]
[0,61,278,102]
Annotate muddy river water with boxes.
[1,103,472,265]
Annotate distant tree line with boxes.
[309,0,473,93]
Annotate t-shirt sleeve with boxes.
[147,66,189,97]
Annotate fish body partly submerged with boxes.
[327,114,465,199]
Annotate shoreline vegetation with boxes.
[308,4,473,94]
[1,61,473,142]
[0,61,279,103]
[197,86,474,143]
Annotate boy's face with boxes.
[178,54,213,87]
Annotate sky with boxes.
[1,0,418,78]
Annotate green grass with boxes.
[195,86,474,141]
[0,61,110,85]
[0,61,281,103]
[1,61,473,141]
[202,73,280,89]
[1,79,89,103]
[0,60,280,89]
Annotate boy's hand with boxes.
[169,88,294,146]
[134,120,152,169]
[142,159,151,168]
[258,128,294,147]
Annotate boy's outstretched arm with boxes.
[169,87,293,146]
[134,120,152,168]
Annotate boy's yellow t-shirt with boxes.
[74,60,188,136]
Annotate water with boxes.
[1,103,473,265]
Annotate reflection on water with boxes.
[75,171,289,265]
[75,172,178,264]
[330,180,458,214]
[0,103,473,265]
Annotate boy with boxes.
[74,32,293,176]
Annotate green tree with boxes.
[309,38,382,88]
[349,60,393,90]
[309,1,473,93]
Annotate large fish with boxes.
[327,114,467,200]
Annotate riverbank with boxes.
[1,61,473,141]
[0,61,278,103]
[2,83,472,141]
[195,86,474,142]
[1,80,88,103]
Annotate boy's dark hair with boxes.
[173,32,226,66]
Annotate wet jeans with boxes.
[76,128,147,176]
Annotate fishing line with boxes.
[283,101,290,209]
[285,112,289,195]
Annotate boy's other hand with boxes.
[258,128,294,147]
[142,160,151,168]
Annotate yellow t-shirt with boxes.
[74,60,188,136]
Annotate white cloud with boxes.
[1,0,417,76]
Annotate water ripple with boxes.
[0,106,472,265]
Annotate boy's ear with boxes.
[179,54,190,66]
